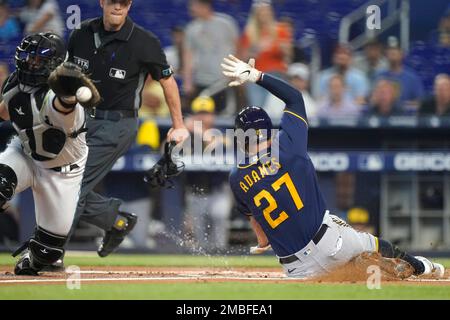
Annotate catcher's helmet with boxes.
[235,106,273,154]
[15,32,66,87]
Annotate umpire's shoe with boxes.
[97,211,137,257]
[14,251,39,276]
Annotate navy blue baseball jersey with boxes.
[229,74,327,257]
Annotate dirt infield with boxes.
[0,265,449,286]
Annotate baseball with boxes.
[76,86,92,103]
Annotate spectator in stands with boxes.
[0,1,20,42]
[317,44,369,106]
[366,79,403,117]
[353,39,388,87]
[0,61,9,97]
[183,96,233,251]
[376,36,425,109]
[239,0,292,106]
[317,74,360,118]
[19,0,64,37]
[139,78,170,118]
[420,74,450,116]
[429,5,450,48]
[183,0,239,114]
[287,63,317,117]
[279,16,307,64]
[164,26,184,76]
[263,63,317,119]
[0,62,9,103]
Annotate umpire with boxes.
[66,0,187,258]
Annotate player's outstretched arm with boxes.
[221,54,307,119]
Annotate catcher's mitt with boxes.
[48,62,101,109]
[144,141,184,188]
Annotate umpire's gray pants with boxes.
[73,117,138,232]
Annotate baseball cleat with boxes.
[97,211,137,257]
[41,259,65,272]
[14,251,39,276]
[415,256,445,279]
[356,252,415,279]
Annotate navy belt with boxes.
[278,224,329,265]
[90,109,138,121]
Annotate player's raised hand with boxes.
[221,54,262,87]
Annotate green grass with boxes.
[1,253,449,300]
[1,283,450,300]
[0,253,280,268]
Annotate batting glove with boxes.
[221,54,262,87]
[250,244,272,255]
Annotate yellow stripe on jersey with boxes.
[284,110,308,127]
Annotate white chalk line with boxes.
[0,276,290,284]
[1,270,449,284]
[1,276,449,285]
[72,270,285,275]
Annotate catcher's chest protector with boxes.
[2,74,69,161]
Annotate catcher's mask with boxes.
[15,32,66,87]
[234,106,273,155]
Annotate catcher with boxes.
[0,32,100,275]
[222,54,445,280]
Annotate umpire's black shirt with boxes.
[68,17,173,111]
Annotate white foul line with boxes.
[0,276,290,284]
[1,276,449,284]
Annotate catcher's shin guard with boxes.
[29,227,67,269]
[0,164,18,212]
[13,227,67,274]
[378,238,425,275]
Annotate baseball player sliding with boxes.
[222,55,445,279]
[0,32,100,275]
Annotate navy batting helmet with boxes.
[235,106,273,154]
[235,106,273,134]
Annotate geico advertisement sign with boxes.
[394,153,450,171]
[309,153,350,171]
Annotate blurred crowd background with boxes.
[0,0,449,255]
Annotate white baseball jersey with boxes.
[0,73,87,235]
[2,73,87,169]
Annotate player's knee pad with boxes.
[29,227,66,268]
[378,239,405,259]
[0,164,18,210]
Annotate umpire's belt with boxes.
[278,223,329,265]
[90,108,138,121]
